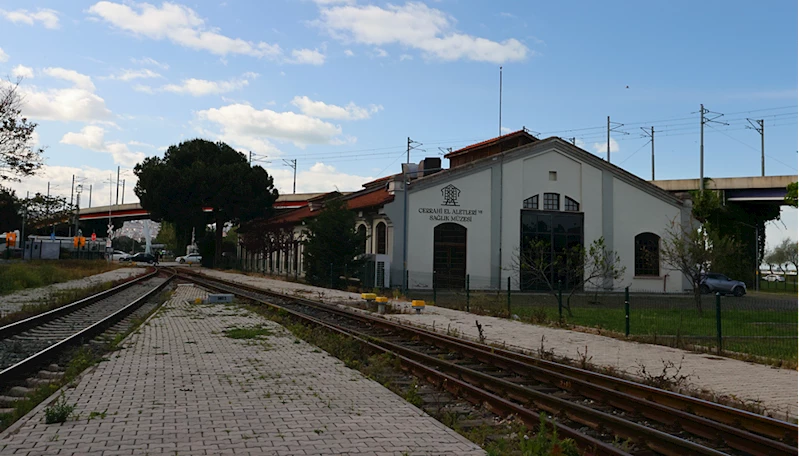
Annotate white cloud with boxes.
[109,68,163,81]
[88,1,282,58]
[399,53,413,61]
[11,65,34,78]
[5,164,138,207]
[0,8,59,29]
[343,49,354,57]
[60,126,145,167]
[130,56,169,69]
[198,103,343,148]
[311,0,356,5]
[291,96,382,120]
[138,72,257,96]
[592,137,620,155]
[1,69,112,123]
[373,48,388,58]
[288,48,326,65]
[0,47,7,63]
[43,67,95,91]
[267,162,372,194]
[316,2,529,63]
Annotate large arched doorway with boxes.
[433,223,467,289]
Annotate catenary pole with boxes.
[499,66,503,137]
[700,104,704,192]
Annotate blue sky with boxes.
[1,0,796,247]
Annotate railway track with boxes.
[178,270,798,456]
[0,269,174,386]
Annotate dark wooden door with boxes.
[433,223,467,289]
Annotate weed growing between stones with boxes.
[223,325,273,340]
[44,393,76,424]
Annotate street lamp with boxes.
[735,221,760,292]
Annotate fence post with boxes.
[466,274,470,312]
[507,276,511,316]
[557,280,563,320]
[433,271,437,305]
[624,286,630,337]
[715,292,722,355]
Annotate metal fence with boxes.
[406,271,798,363]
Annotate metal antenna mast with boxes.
[746,118,765,176]
[699,105,728,192]
[282,159,298,194]
[640,127,655,180]
[499,66,503,136]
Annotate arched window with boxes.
[357,224,367,254]
[376,222,387,254]
[543,193,560,210]
[523,195,538,209]
[565,196,580,212]
[635,232,660,276]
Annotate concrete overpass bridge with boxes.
[651,175,796,203]
[77,193,324,223]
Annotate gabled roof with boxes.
[444,129,538,159]
[415,136,684,208]
[362,174,398,189]
[346,187,394,210]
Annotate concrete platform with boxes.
[0,284,484,455]
[198,269,799,420]
[0,267,145,317]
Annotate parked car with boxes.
[106,250,130,261]
[700,273,747,297]
[121,253,156,264]
[763,274,786,282]
[176,253,202,264]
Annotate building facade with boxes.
[245,130,693,293]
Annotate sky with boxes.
[0,0,797,248]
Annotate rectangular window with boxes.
[549,171,557,181]
[543,193,559,211]
[519,211,584,292]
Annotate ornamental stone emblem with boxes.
[441,184,460,206]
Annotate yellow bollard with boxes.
[411,300,425,314]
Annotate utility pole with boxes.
[641,127,655,180]
[498,66,503,137]
[282,159,298,194]
[699,104,728,192]
[403,137,423,293]
[606,116,627,162]
[88,184,92,208]
[115,166,120,206]
[249,151,252,164]
[70,175,75,207]
[121,179,125,204]
[21,191,28,257]
[747,118,765,176]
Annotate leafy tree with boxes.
[764,248,785,274]
[769,238,798,273]
[786,182,797,208]
[302,198,365,288]
[134,139,278,265]
[660,218,737,315]
[0,187,21,232]
[154,221,177,253]
[20,193,75,235]
[1,80,43,181]
[112,235,141,253]
[513,237,625,317]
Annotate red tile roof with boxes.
[268,206,313,225]
[346,188,394,210]
[362,174,397,188]
[444,129,537,159]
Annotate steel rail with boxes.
[177,272,628,456]
[180,270,796,449]
[0,269,158,339]
[0,273,173,386]
[180,272,781,456]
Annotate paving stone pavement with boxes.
[0,284,484,456]
[198,269,799,420]
[0,267,145,316]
